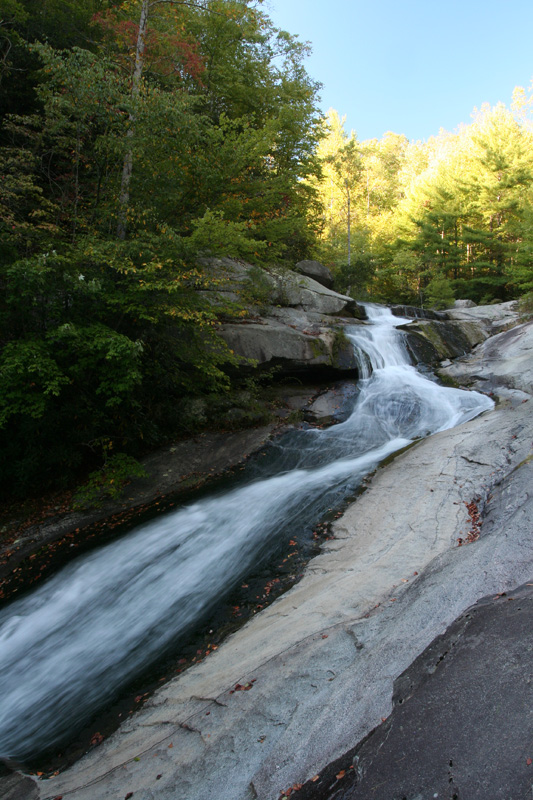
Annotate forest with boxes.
[1,0,533,499]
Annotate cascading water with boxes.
[0,305,493,762]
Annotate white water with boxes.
[0,306,493,761]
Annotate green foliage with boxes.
[0,0,323,497]
[518,291,533,320]
[73,452,148,510]
[0,340,69,425]
[423,277,455,310]
[332,237,375,298]
[240,265,275,310]
[187,210,268,261]
[314,103,533,304]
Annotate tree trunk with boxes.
[347,186,351,266]
[116,0,150,240]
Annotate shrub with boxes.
[72,452,148,509]
[424,277,455,310]
[518,292,533,320]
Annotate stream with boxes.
[0,305,493,763]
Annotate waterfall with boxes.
[0,305,493,762]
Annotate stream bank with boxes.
[0,255,368,605]
[1,300,528,796]
[0,376,362,606]
[12,311,531,800]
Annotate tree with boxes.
[0,0,324,496]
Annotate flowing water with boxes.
[0,305,493,762]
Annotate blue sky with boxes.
[265,0,533,142]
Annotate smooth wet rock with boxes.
[299,449,533,800]
[0,771,39,800]
[304,383,358,425]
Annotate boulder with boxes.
[454,298,477,308]
[446,300,519,333]
[194,257,369,376]
[438,319,533,395]
[390,304,447,321]
[218,317,359,374]
[400,318,489,363]
[295,260,334,289]
[197,257,366,319]
[271,271,362,317]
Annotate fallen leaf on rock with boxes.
[527,757,532,766]
[336,770,346,779]
[312,775,320,782]
[125,794,133,799]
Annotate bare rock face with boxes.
[199,258,366,374]
[400,318,489,363]
[218,316,359,374]
[38,325,533,800]
[295,260,334,289]
[390,304,446,321]
[454,298,477,308]
[446,300,519,333]
[271,271,357,316]
[438,319,533,396]
[399,301,520,364]
[198,257,363,318]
